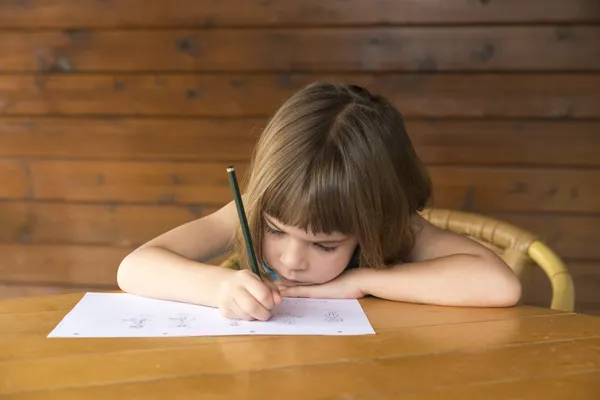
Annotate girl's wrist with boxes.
[354,267,387,297]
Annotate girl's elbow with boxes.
[491,269,522,307]
[116,253,136,292]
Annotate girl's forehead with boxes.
[263,213,350,241]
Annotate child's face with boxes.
[261,214,359,286]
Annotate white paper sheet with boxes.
[47,293,375,337]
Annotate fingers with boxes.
[218,269,283,321]
[221,299,253,321]
[245,276,280,310]
[246,269,282,305]
[263,277,281,293]
[236,289,273,321]
[220,294,267,321]
[263,279,283,305]
[280,285,315,298]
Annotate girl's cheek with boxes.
[313,262,347,283]
[262,237,276,257]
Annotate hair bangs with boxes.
[260,150,356,236]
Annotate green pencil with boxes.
[226,166,263,281]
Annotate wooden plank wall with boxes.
[0,1,599,313]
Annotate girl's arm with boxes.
[361,215,522,307]
[116,200,240,307]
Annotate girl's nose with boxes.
[279,241,307,272]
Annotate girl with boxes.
[117,82,521,321]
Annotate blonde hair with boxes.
[235,82,431,272]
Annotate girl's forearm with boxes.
[117,246,235,307]
[361,254,522,307]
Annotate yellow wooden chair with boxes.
[421,208,574,312]
[220,208,575,312]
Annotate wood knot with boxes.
[203,15,217,28]
[64,28,92,43]
[113,81,126,91]
[417,56,438,71]
[471,43,495,63]
[177,37,201,56]
[56,55,75,72]
[276,74,293,89]
[186,89,200,99]
[555,26,575,42]
[368,33,394,47]
[171,174,182,184]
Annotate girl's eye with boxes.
[315,244,337,253]
[265,224,284,236]
[265,223,336,252]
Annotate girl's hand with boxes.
[217,269,282,321]
[277,269,366,299]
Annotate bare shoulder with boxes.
[407,213,492,262]
[135,198,241,261]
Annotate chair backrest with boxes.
[420,208,575,312]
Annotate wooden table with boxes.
[1,293,600,399]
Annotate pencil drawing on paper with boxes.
[46,293,376,338]
[324,311,343,323]
[270,312,298,325]
[226,318,242,327]
[169,313,195,328]
[122,315,152,329]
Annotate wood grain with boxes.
[0,159,30,199]
[0,244,127,286]
[0,292,85,314]
[408,119,600,167]
[0,4,599,388]
[27,160,249,205]
[1,0,597,28]
[4,27,599,72]
[0,202,218,247]
[427,166,600,213]
[2,161,594,213]
[0,284,110,302]
[0,244,229,289]
[398,371,600,400]
[492,213,600,261]
[0,117,262,161]
[2,293,598,399]
[0,202,597,259]
[1,330,598,396]
[1,118,599,167]
[0,74,598,118]
[4,310,588,362]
